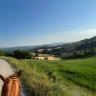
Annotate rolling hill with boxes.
[0,42,70,52]
[32,36,96,58]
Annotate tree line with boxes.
[0,47,96,60]
[0,50,32,59]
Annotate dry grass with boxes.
[48,56,61,60]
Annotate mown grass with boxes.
[1,56,96,96]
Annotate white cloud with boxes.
[67,29,96,42]
[80,29,96,34]
[77,29,96,40]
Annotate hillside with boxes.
[1,36,96,59]
[33,36,96,58]
[75,36,96,50]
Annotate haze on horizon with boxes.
[0,0,96,48]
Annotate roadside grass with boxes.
[1,56,72,96]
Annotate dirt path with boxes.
[0,59,26,96]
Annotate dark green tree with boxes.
[13,50,32,59]
[0,50,5,56]
[35,53,39,57]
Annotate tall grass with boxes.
[24,58,96,91]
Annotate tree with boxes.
[5,52,13,56]
[78,50,84,57]
[35,53,39,57]
[13,50,32,59]
[84,49,90,55]
[0,50,5,56]
[91,47,96,54]
[73,50,78,57]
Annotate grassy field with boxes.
[1,56,96,96]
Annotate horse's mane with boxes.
[1,75,20,96]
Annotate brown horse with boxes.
[0,70,21,96]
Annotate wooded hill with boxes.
[33,36,96,59]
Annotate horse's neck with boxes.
[1,78,20,96]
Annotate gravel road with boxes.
[0,59,14,95]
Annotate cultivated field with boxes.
[1,56,96,96]
[32,53,61,60]
[35,56,61,60]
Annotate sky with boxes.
[0,0,96,48]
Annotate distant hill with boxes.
[32,36,96,58]
[0,42,70,52]
[0,45,41,52]
[56,36,96,52]
[1,36,96,55]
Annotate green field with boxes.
[1,56,96,96]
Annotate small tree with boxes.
[91,47,96,54]
[35,53,39,57]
